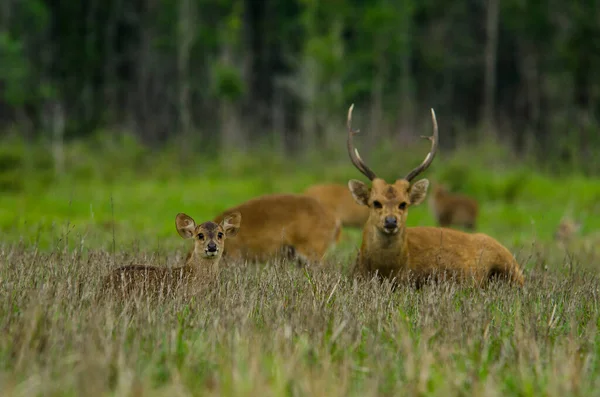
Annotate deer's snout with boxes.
[206,242,218,253]
[384,216,398,230]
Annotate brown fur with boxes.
[304,183,370,228]
[350,178,524,286]
[102,212,241,298]
[429,184,479,231]
[213,194,341,264]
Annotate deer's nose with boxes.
[384,216,397,229]
[206,242,218,252]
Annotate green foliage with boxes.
[0,33,31,106]
[0,0,49,108]
[211,64,245,101]
[0,137,54,193]
[435,159,530,204]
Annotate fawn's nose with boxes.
[206,242,218,252]
[384,216,397,229]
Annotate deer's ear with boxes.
[409,179,429,206]
[176,213,197,239]
[222,212,241,238]
[348,179,370,206]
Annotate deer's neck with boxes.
[361,225,409,271]
[184,253,222,276]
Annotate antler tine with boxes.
[404,108,439,182]
[347,104,377,181]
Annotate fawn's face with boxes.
[348,178,429,235]
[176,212,241,259]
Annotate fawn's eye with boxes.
[198,233,204,240]
[373,201,382,209]
[398,202,407,210]
[217,232,224,239]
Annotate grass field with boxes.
[1,136,599,396]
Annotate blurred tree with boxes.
[0,0,598,172]
[482,0,499,137]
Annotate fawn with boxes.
[102,212,241,298]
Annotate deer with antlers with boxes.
[346,105,524,286]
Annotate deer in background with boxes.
[554,216,581,246]
[429,183,479,231]
[103,212,241,297]
[345,104,524,286]
[553,216,600,253]
[213,194,341,265]
[304,183,370,228]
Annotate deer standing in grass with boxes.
[345,105,524,286]
[213,194,341,265]
[103,212,241,297]
[304,183,370,228]
[429,184,479,231]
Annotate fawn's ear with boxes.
[348,179,370,206]
[176,213,197,239]
[222,212,241,238]
[409,179,429,206]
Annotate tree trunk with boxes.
[103,0,121,123]
[135,8,153,143]
[1,0,12,28]
[398,0,414,143]
[219,48,243,152]
[177,0,194,154]
[482,0,500,136]
[516,41,540,155]
[48,101,65,177]
[369,49,386,155]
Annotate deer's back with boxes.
[214,194,339,261]
[435,192,478,215]
[405,227,516,280]
[304,184,369,227]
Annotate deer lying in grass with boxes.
[103,212,241,297]
[345,104,524,286]
[213,194,341,264]
[304,183,370,228]
[429,183,479,231]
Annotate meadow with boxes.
[1,134,599,396]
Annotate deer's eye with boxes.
[399,202,407,210]
[373,201,382,209]
[198,233,204,240]
[217,232,224,239]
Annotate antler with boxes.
[347,104,377,181]
[404,108,439,182]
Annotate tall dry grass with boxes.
[1,243,600,396]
